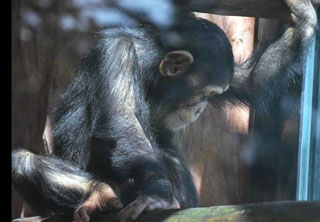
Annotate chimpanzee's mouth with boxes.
[179,96,206,109]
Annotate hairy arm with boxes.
[89,28,174,204]
[226,0,317,110]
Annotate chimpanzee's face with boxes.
[163,84,230,130]
[155,49,232,130]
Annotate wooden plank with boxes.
[44,201,320,222]
[188,0,320,21]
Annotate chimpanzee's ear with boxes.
[159,50,194,77]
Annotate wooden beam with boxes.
[187,0,320,21]
[44,201,320,222]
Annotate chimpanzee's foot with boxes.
[73,183,123,222]
[117,195,180,222]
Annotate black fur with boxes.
[12,1,317,219]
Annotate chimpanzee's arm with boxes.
[226,0,317,110]
[87,28,177,216]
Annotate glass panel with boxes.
[297,7,320,201]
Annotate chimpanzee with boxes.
[12,0,317,222]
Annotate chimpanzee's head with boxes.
[150,17,234,130]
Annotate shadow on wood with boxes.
[43,201,320,222]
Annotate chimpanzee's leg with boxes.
[116,145,199,222]
[161,146,199,208]
[12,148,122,222]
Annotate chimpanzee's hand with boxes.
[73,183,123,222]
[283,0,317,25]
[117,195,180,222]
